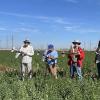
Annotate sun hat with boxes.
[23,40,30,44]
[72,40,81,45]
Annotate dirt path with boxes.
[0,65,17,73]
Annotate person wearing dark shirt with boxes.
[95,40,100,79]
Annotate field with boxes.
[0,50,100,100]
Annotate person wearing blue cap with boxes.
[43,44,58,79]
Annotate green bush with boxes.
[0,51,99,100]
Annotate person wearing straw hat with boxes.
[95,40,100,79]
[43,44,58,79]
[16,39,34,80]
[68,40,85,80]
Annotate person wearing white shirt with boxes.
[16,40,34,80]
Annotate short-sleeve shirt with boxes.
[46,50,58,65]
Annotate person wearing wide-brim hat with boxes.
[95,40,100,79]
[72,40,81,45]
[43,44,58,79]
[16,39,34,80]
[23,40,31,44]
[68,40,85,80]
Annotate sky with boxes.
[0,0,100,49]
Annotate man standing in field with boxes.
[68,40,85,80]
[43,44,58,79]
[95,40,100,79]
[15,40,34,80]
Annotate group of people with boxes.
[14,39,100,80]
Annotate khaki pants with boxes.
[21,63,32,78]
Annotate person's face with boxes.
[24,42,29,47]
[48,48,54,51]
[73,43,79,48]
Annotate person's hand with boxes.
[50,56,55,59]
[77,51,80,55]
[24,52,27,56]
[21,51,27,56]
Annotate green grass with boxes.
[0,50,99,100]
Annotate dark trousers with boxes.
[97,62,100,78]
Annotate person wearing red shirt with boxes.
[68,40,85,80]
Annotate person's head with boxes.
[98,40,100,48]
[72,40,81,48]
[48,44,54,51]
[23,40,30,47]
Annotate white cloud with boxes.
[19,22,26,26]
[0,11,72,27]
[0,11,49,20]
[18,28,39,33]
[9,27,40,34]
[0,27,7,31]
[78,29,100,34]
[34,16,49,20]
[64,25,80,31]
[64,25,100,34]
[64,26,73,30]
[1,11,99,35]
[64,0,78,3]
[0,11,33,18]
[54,18,70,24]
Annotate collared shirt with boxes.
[19,45,34,63]
[44,50,58,64]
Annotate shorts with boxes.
[47,59,55,65]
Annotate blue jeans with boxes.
[70,64,82,80]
